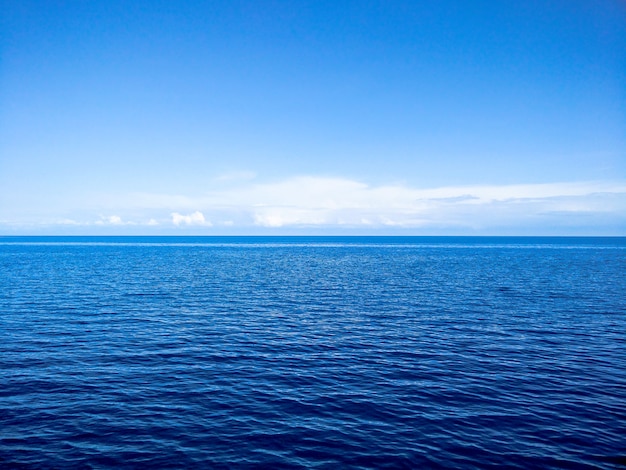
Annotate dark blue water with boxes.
[1,236,625,469]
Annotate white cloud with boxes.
[204,177,625,228]
[57,218,81,225]
[171,211,212,226]
[6,177,622,233]
[94,215,157,226]
[95,215,127,226]
[106,177,625,231]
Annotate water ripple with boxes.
[1,237,625,468]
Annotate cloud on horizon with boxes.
[150,177,626,230]
[95,215,127,226]
[1,177,625,233]
[171,211,212,227]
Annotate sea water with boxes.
[1,236,624,469]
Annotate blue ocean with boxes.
[1,236,624,469]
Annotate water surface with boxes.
[1,237,625,468]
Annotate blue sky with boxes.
[1,0,625,234]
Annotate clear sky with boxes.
[1,0,625,235]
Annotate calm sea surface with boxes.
[1,236,625,469]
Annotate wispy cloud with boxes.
[2,177,624,233]
[95,215,129,226]
[214,171,257,182]
[103,176,623,231]
[56,218,82,226]
[187,177,626,229]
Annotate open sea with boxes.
[1,236,625,469]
